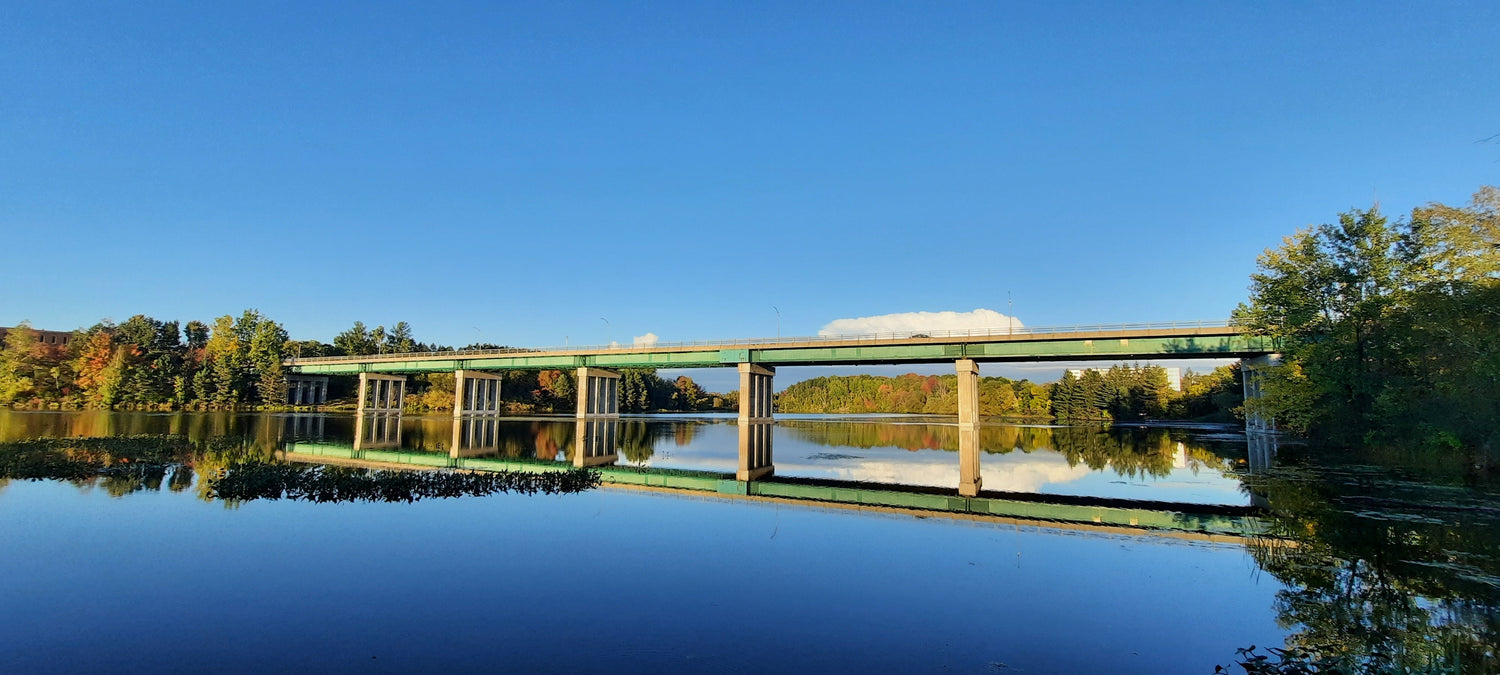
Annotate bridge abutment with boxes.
[356,373,405,413]
[576,367,621,418]
[453,370,502,417]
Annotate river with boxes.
[0,410,1495,673]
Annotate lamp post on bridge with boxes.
[773,306,781,340]
[600,317,611,347]
[1008,291,1014,335]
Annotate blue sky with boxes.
[3,1,1497,390]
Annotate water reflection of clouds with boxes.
[797,453,1092,493]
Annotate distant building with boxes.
[1067,366,1181,392]
[0,326,74,348]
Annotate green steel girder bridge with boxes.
[281,319,1280,497]
[285,320,1273,376]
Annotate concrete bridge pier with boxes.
[576,367,621,418]
[453,370,502,417]
[356,373,406,413]
[1241,354,1282,433]
[286,375,329,405]
[737,363,775,422]
[956,359,983,497]
[573,418,620,467]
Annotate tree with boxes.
[247,315,289,404]
[0,322,38,403]
[333,322,378,356]
[385,321,416,353]
[1236,187,1500,452]
[205,315,243,403]
[184,320,210,350]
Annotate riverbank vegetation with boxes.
[777,364,1243,422]
[0,316,727,414]
[1236,186,1499,459]
[0,434,601,503]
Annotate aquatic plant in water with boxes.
[207,462,601,503]
[1,435,602,503]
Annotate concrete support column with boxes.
[453,370,467,417]
[737,363,775,422]
[356,373,369,412]
[575,367,621,419]
[1241,354,1282,434]
[956,359,979,429]
[955,359,982,497]
[357,373,405,413]
[453,370,502,417]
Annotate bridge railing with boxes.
[287,319,1241,365]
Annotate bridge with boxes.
[283,320,1280,493]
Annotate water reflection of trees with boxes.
[779,421,1236,479]
[1242,456,1500,673]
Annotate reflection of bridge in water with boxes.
[281,413,1273,538]
[286,322,1284,495]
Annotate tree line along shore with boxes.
[1,185,1494,459]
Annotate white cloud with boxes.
[819,308,1023,337]
[633,333,660,347]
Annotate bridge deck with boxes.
[286,321,1275,375]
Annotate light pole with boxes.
[772,306,781,339]
[1008,291,1014,335]
[600,317,611,347]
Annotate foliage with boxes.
[1228,447,1500,674]
[778,373,1051,417]
[1235,186,1500,455]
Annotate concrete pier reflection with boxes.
[573,418,620,467]
[283,413,326,440]
[353,412,402,451]
[958,426,981,497]
[1247,432,1280,475]
[737,421,774,481]
[450,416,501,459]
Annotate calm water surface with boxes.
[1,410,1495,673]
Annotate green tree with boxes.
[1236,187,1500,453]
[333,321,378,356]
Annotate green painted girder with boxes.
[287,335,1277,375]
